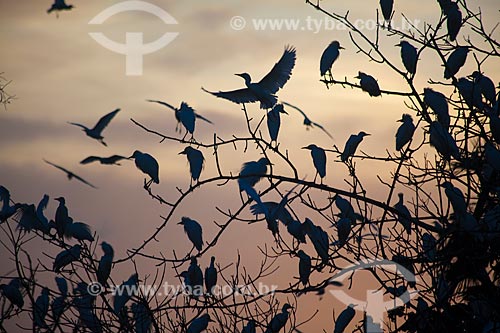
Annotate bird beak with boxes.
[235,73,244,78]
[395,43,401,47]
[281,110,289,115]
[365,133,371,136]
[178,151,185,155]
[177,221,183,225]
[339,46,345,50]
[301,146,308,149]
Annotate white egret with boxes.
[188,257,204,296]
[302,144,327,182]
[0,278,24,308]
[445,2,462,41]
[179,146,205,184]
[264,303,293,333]
[297,250,311,286]
[423,88,450,129]
[187,314,213,333]
[129,150,160,186]
[242,320,256,333]
[47,0,73,16]
[303,218,330,265]
[320,41,344,79]
[281,101,333,138]
[53,245,81,272]
[203,46,296,109]
[44,160,97,188]
[380,0,394,24]
[204,256,217,295]
[395,114,415,151]
[334,304,355,333]
[334,217,352,246]
[443,47,468,79]
[178,217,204,252]
[267,103,288,145]
[68,108,120,146]
[396,41,418,75]
[113,273,139,314]
[394,193,412,234]
[80,155,127,166]
[356,72,381,97]
[97,242,114,286]
[132,302,152,333]
[33,287,50,328]
[341,131,371,162]
[65,217,94,242]
[54,197,70,238]
[429,121,460,160]
[472,71,496,105]
[440,181,467,216]
[0,186,20,223]
[485,143,500,171]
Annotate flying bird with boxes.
[267,103,288,145]
[341,131,371,162]
[44,160,97,189]
[395,114,415,151]
[178,217,204,252]
[356,72,381,96]
[302,144,327,182]
[282,101,333,138]
[179,146,205,185]
[320,41,344,80]
[47,0,73,16]
[396,41,418,76]
[129,150,160,187]
[203,46,296,109]
[80,155,127,166]
[68,108,120,146]
[423,88,450,129]
[443,47,468,79]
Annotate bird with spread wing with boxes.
[68,108,120,146]
[282,101,333,139]
[43,160,97,189]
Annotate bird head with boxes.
[282,303,293,312]
[301,144,317,150]
[235,73,252,83]
[55,197,65,204]
[355,71,366,79]
[101,242,114,256]
[129,150,141,159]
[358,131,371,137]
[257,157,272,166]
[273,104,288,114]
[211,256,216,263]
[177,217,189,225]
[331,40,345,50]
[395,41,408,47]
[398,114,413,122]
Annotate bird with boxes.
[267,103,288,145]
[54,197,70,238]
[264,303,293,333]
[179,146,205,184]
[33,287,50,328]
[281,101,333,138]
[429,121,460,160]
[64,217,94,242]
[396,41,418,75]
[147,100,212,138]
[47,0,73,16]
[187,314,213,333]
[44,160,98,189]
[332,195,357,223]
[320,41,344,80]
[488,110,500,143]
[287,220,307,244]
[178,217,204,252]
[204,256,217,295]
[302,144,327,182]
[437,0,452,13]
[394,193,412,234]
[238,158,272,217]
[395,114,415,151]
[334,304,356,333]
[380,0,394,24]
[16,204,49,234]
[97,242,114,286]
[129,150,160,186]
[53,245,81,272]
[334,217,352,246]
[341,131,371,162]
[242,320,256,333]
[422,233,437,261]
[132,302,152,333]
[68,108,120,146]
[0,278,24,308]
[472,71,496,105]
[51,277,68,323]
[113,273,139,314]
[187,257,204,297]
[456,77,482,109]
[80,155,127,166]
[443,47,468,79]
[485,143,500,171]
[356,72,381,96]
[423,88,450,129]
[440,181,467,216]
[297,250,311,286]
[0,186,21,223]
[202,46,296,109]
[445,2,462,41]
[35,194,51,234]
[303,218,330,265]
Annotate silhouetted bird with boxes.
[440,181,467,216]
[203,46,296,109]
[132,302,152,333]
[178,217,204,251]
[187,314,213,333]
[53,245,81,272]
[188,257,204,296]
[204,256,217,295]
[267,103,288,145]
[444,47,468,79]
[297,250,311,286]
[485,143,500,171]
[394,193,412,234]
[287,220,307,244]
[320,41,344,79]
[147,100,212,138]
[129,150,160,186]
[334,217,352,246]
[0,278,24,308]
[65,217,94,242]
[302,144,327,182]
[282,101,333,138]
[44,160,97,188]
[264,303,293,333]
[396,41,418,75]
[47,0,73,16]
[472,71,496,105]
[332,195,357,223]
[97,242,114,286]
[0,186,20,223]
[422,233,437,261]
[334,304,355,333]
[242,320,256,333]
[395,114,415,151]
[179,146,205,184]
[437,0,452,12]
[238,158,271,216]
[445,2,462,41]
[36,194,50,232]
[380,0,394,24]
[423,88,450,129]
[303,218,330,265]
[488,110,500,143]
[341,131,371,162]
[80,155,127,165]
[51,277,67,323]
[54,197,70,238]
[456,77,482,109]
[429,121,460,160]
[113,273,139,314]
[68,108,120,146]
[33,287,50,329]
[356,72,381,96]
[17,203,49,234]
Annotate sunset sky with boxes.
[1,0,499,331]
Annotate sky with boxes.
[0,0,499,331]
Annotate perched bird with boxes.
[356,72,381,97]
[80,155,127,166]
[54,197,70,238]
[394,193,412,234]
[320,41,344,79]
[282,101,333,138]
[33,287,50,328]
[0,278,24,308]
[44,160,97,189]
[0,186,20,223]
[64,217,94,242]
[440,181,467,216]
[47,0,73,16]
[423,88,450,129]
[445,2,462,41]
[341,131,371,162]
[437,0,452,13]
[396,41,418,75]
[113,273,139,314]
[334,304,356,333]
[179,146,205,184]
[380,0,394,24]
[132,302,152,333]
[267,103,288,145]
[97,242,114,286]
[178,217,204,252]
[302,144,327,182]
[287,220,307,244]
[422,233,437,261]
[53,245,81,272]
[395,114,415,151]
[129,150,160,186]
[187,314,213,333]
[187,257,204,296]
[443,47,468,79]
[303,218,330,265]
[264,303,293,333]
[203,46,296,109]
[51,277,68,323]
[17,204,49,234]
[297,250,311,286]
[238,158,272,216]
[36,194,51,234]
[242,320,256,333]
[204,256,217,295]
[472,71,496,105]
[147,100,212,138]
[334,217,352,246]
[68,108,120,146]
[456,77,482,109]
[429,121,460,160]
[332,195,357,223]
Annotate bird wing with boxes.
[80,156,100,164]
[93,108,120,134]
[71,173,98,189]
[44,159,72,175]
[147,99,178,112]
[258,46,296,94]
[202,87,259,104]
[311,121,334,139]
[282,101,307,118]
[282,101,333,139]
[195,113,213,124]
[68,122,87,130]
[108,155,127,163]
